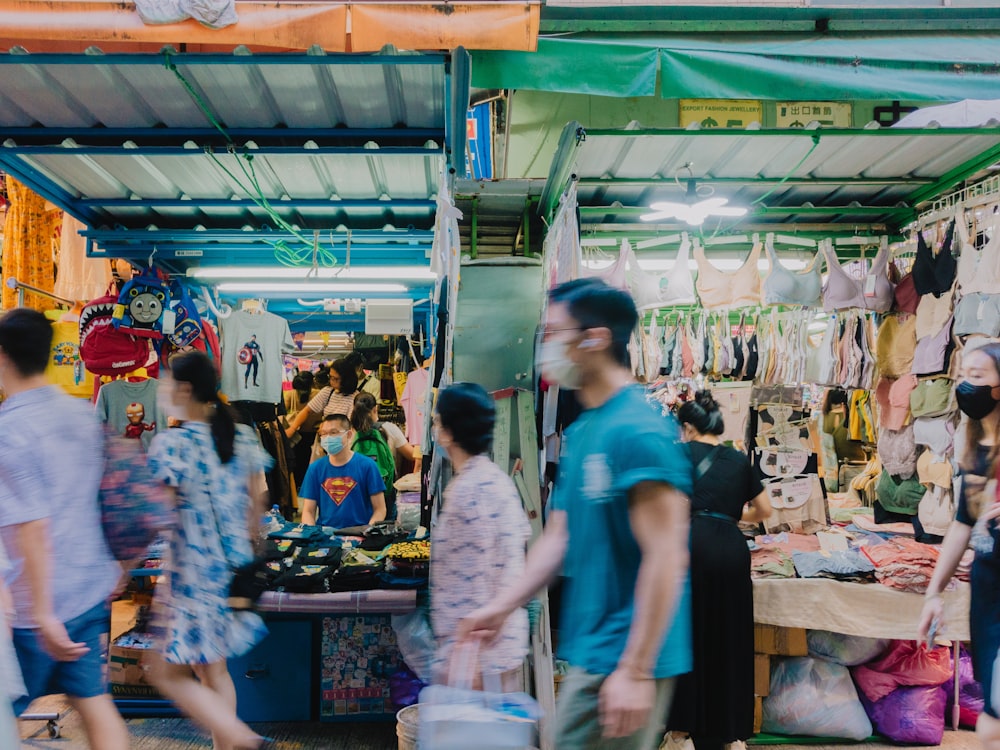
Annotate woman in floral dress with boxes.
[147,351,271,750]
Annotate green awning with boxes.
[471,33,1000,100]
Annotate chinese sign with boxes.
[775,102,852,128]
[679,99,763,129]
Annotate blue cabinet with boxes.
[230,619,313,722]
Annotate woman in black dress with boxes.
[666,391,771,750]
[919,342,1000,750]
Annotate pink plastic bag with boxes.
[859,686,947,745]
[852,641,952,702]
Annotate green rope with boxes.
[162,50,337,268]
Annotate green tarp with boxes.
[471,33,1000,101]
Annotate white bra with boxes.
[631,235,698,310]
[956,208,1000,296]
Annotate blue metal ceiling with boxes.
[0,47,468,321]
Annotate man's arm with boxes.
[599,480,689,739]
[300,499,318,526]
[368,492,387,524]
[15,519,89,660]
[457,510,568,643]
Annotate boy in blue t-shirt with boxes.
[299,414,386,528]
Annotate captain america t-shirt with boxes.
[299,452,385,528]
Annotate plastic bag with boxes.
[762,657,872,741]
[859,686,947,745]
[392,608,435,683]
[852,641,952,702]
[807,630,889,667]
[390,666,426,709]
[944,644,985,728]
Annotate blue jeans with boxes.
[12,601,110,714]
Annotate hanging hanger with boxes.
[201,288,233,319]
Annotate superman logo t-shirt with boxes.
[299,453,385,527]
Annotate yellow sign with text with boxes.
[775,102,853,128]
[679,99,763,129]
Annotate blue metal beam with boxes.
[76,198,437,209]
[82,228,434,243]
[0,152,100,226]
[445,47,472,177]
[0,52,448,66]
[4,144,440,156]
[0,128,445,144]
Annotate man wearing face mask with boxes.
[459,278,693,750]
[298,414,387,528]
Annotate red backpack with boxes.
[79,291,153,376]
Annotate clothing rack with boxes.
[911,173,1000,230]
[4,277,75,307]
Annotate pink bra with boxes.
[821,239,895,312]
[694,242,762,309]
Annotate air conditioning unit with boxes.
[365,299,413,335]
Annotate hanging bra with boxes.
[762,237,823,308]
[912,221,957,298]
[916,450,952,490]
[956,208,1000,295]
[909,378,956,419]
[878,424,917,478]
[876,469,926,513]
[894,271,920,314]
[821,238,895,312]
[582,241,633,292]
[694,241,762,309]
[912,416,956,456]
[954,292,1000,338]
[911,316,953,376]
[632,236,698,310]
[875,374,917,431]
[875,314,916,378]
[915,292,954,340]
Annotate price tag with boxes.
[863,273,878,298]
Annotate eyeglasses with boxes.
[320,429,349,438]
[538,326,583,342]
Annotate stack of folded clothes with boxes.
[861,537,940,593]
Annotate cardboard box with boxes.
[754,696,763,735]
[108,641,153,687]
[754,654,771,697]
[754,624,807,656]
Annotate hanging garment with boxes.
[694,241,762,309]
[731,315,747,379]
[219,309,296,405]
[631,236,697,309]
[913,416,956,456]
[915,292,954,340]
[911,316,953,376]
[1,177,60,311]
[692,315,706,374]
[763,238,823,307]
[742,328,759,382]
[912,221,957,298]
[956,208,1000,296]
[875,375,913,432]
[878,425,917,478]
[876,314,917,378]
[712,381,754,445]
[859,314,878,391]
[893,272,920,314]
[916,450,953,490]
[876,470,927,515]
[910,378,956,419]
[954,293,1000,337]
[582,242,633,292]
[816,316,837,386]
[822,239,895,313]
[53,214,112,302]
[681,322,695,377]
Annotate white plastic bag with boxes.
[418,642,540,750]
[807,630,889,667]
[763,657,872,740]
[391,609,435,684]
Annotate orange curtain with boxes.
[2,177,61,311]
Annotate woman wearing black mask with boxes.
[919,342,1000,750]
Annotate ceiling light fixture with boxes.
[640,164,748,226]
[216,282,407,295]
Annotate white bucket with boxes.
[397,704,420,750]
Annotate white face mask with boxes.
[537,340,582,390]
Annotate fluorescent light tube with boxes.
[188,266,436,281]
[216,282,407,294]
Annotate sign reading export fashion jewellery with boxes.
[775,102,853,128]
[679,99,763,129]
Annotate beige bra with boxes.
[694,242,762,309]
[915,291,954,340]
[875,314,916,379]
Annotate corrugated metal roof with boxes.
[564,125,1000,232]
[0,51,446,131]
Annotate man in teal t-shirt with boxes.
[459,278,692,750]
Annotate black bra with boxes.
[913,221,957,298]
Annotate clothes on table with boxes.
[791,549,876,581]
[861,537,940,594]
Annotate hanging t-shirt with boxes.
[299,452,385,528]
[95,378,164,450]
[220,310,295,404]
[45,320,96,399]
[400,367,430,444]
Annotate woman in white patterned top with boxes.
[284,357,360,441]
[429,383,531,690]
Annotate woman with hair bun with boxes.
[665,390,771,750]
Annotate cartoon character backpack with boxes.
[80,287,154,377]
[112,270,170,339]
[165,280,203,348]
